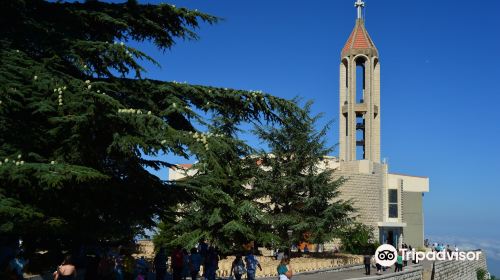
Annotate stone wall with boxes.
[432,250,488,280]
[335,161,385,241]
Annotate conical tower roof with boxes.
[341,19,378,58]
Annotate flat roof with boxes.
[389,172,429,179]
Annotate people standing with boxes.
[171,246,184,280]
[7,251,28,280]
[182,249,190,280]
[53,255,77,280]
[98,254,114,280]
[244,249,262,280]
[135,256,149,279]
[276,256,292,280]
[394,251,403,272]
[363,253,371,275]
[188,248,202,280]
[230,254,246,280]
[154,248,167,280]
[204,246,219,280]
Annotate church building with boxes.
[169,0,430,250]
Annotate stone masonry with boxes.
[334,160,385,241]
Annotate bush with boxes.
[476,268,487,280]
[338,222,378,255]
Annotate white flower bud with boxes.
[63,86,67,90]
[17,154,21,159]
[4,158,9,163]
[147,111,152,115]
[20,161,24,165]
[16,162,20,166]
[97,90,100,93]
[83,65,88,69]
[85,80,90,84]
[34,75,38,80]
[120,42,124,46]
[50,160,55,164]
[161,140,167,144]
[87,85,92,90]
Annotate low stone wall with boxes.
[432,250,488,280]
[217,254,363,278]
[347,265,423,280]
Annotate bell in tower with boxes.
[339,0,381,163]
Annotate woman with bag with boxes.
[277,257,292,280]
[53,255,76,280]
[230,254,246,280]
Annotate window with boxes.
[388,189,398,218]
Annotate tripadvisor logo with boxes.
[374,244,483,266]
[375,244,398,267]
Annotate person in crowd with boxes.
[98,254,115,280]
[53,255,77,280]
[394,251,403,272]
[189,248,202,280]
[276,256,292,280]
[275,249,284,261]
[230,254,246,280]
[363,253,371,275]
[154,248,167,280]
[84,254,99,280]
[244,249,262,280]
[402,244,408,267]
[135,256,149,279]
[115,254,125,280]
[182,249,190,280]
[198,239,208,262]
[407,246,413,265]
[123,254,135,280]
[303,245,309,254]
[197,239,208,278]
[7,251,28,280]
[204,246,219,280]
[375,261,382,275]
[171,246,184,280]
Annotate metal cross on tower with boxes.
[355,0,365,19]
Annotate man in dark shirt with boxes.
[363,254,371,275]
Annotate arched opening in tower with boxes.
[355,56,366,160]
[355,57,366,104]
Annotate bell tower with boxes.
[339,0,380,163]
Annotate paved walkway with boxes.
[279,264,420,280]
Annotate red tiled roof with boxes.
[174,163,193,170]
[341,19,377,57]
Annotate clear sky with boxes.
[130,0,500,273]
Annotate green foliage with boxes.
[251,100,354,249]
[338,222,378,255]
[154,129,270,254]
[476,268,487,280]
[0,0,296,255]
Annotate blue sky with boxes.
[131,0,500,274]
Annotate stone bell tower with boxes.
[339,0,381,163]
